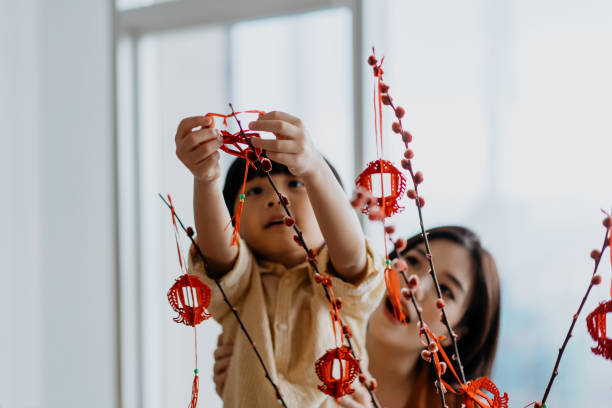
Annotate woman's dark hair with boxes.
[222,156,343,215]
[390,226,501,384]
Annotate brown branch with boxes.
[540,223,610,404]
[399,270,449,408]
[159,194,288,407]
[369,49,468,384]
[229,105,382,408]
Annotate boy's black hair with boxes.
[223,156,344,215]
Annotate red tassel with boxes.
[228,162,250,246]
[188,373,199,408]
[384,266,406,324]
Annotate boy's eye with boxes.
[245,186,263,197]
[440,284,455,301]
[288,180,305,188]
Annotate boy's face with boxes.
[235,173,325,266]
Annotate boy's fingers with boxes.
[182,140,222,166]
[337,395,362,408]
[176,115,214,140]
[248,119,299,139]
[214,370,228,396]
[178,128,221,154]
[213,355,231,375]
[251,137,298,153]
[258,111,303,126]
[265,152,296,167]
[217,333,224,346]
[213,344,234,360]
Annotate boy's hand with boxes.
[175,115,223,182]
[248,111,324,179]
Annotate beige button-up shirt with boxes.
[189,238,385,407]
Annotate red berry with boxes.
[414,171,424,184]
[359,374,367,383]
[592,275,602,285]
[373,66,380,76]
[439,361,447,375]
[401,287,412,299]
[368,206,384,221]
[428,341,438,353]
[590,249,601,260]
[342,325,352,336]
[382,94,392,105]
[367,55,378,66]
[417,196,425,208]
[307,249,317,260]
[384,225,396,234]
[404,149,415,159]
[395,106,405,119]
[335,298,343,309]
[261,158,272,172]
[401,158,411,170]
[392,122,402,134]
[186,226,194,237]
[293,235,302,246]
[402,130,413,143]
[436,299,445,309]
[284,216,295,227]
[367,378,378,391]
[407,189,417,199]
[380,82,389,93]
[392,258,408,272]
[408,274,419,290]
[279,194,289,206]
[421,350,432,362]
[394,238,406,252]
[245,150,258,162]
[603,216,612,228]
[314,273,324,283]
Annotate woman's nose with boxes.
[414,273,433,302]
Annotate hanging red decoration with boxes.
[167,274,212,326]
[586,300,612,361]
[423,327,508,408]
[460,377,509,408]
[205,110,265,246]
[315,346,360,399]
[166,194,214,408]
[355,159,406,218]
[384,264,406,324]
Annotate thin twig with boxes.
[540,225,610,404]
[229,104,382,408]
[159,194,288,407]
[370,50,467,383]
[399,270,449,407]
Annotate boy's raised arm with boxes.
[176,116,238,277]
[249,112,367,283]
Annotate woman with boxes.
[213,226,501,408]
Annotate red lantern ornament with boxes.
[167,274,212,326]
[460,377,509,408]
[315,346,360,399]
[586,300,612,361]
[355,159,407,218]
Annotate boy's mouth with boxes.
[264,217,285,229]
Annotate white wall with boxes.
[1,0,119,407]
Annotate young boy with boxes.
[175,111,385,407]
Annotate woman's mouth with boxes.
[384,296,411,324]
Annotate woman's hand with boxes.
[213,333,234,397]
[338,382,375,408]
[175,115,223,182]
[248,111,325,179]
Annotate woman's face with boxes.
[368,239,475,352]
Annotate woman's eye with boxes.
[405,255,419,266]
[245,187,263,196]
[440,284,455,301]
[288,180,305,188]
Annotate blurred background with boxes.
[2,0,611,407]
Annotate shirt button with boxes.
[278,323,288,331]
